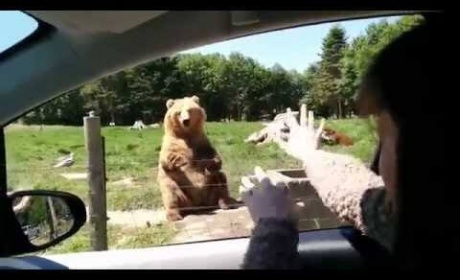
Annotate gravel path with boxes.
[85,207,166,226]
[84,206,254,244]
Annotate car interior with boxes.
[0,10,439,269]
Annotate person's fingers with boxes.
[308,110,314,130]
[239,177,254,202]
[285,108,300,130]
[238,184,246,196]
[273,180,289,191]
[238,184,247,195]
[241,176,256,189]
[280,131,290,142]
[315,118,325,140]
[254,166,273,188]
[239,185,253,204]
[254,166,269,184]
[252,167,289,200]
[300,104,307,127]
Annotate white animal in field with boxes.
[244,109,297,146]
[129,120,146,130]
[150,123,161,129]
[54,152,74,168]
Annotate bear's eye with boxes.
[174,111,181,116]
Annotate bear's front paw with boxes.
[218,199,230,210]
[205,157,222,172]
[218,197,242,210]
[167,153,188,169]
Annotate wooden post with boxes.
[84,111,108,251]
[46,197,58,239]
[45,197,56,240]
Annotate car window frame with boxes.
[0,12,442,256]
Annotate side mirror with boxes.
[7,190,86,253]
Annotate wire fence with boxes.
[6,120,350,253]
[7,155,348,251]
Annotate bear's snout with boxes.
[179,110,191,127]
[182,119,190,127]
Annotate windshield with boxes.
[4,14,423,254]
[0,11,38,54]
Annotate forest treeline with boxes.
[22,15,423,126]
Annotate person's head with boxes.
[357,14,450,267]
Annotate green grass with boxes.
[322,118,378,163]
[5,119,376,254]
[42,223,176,255]
[5,120,375,209]
[5,122,301,210]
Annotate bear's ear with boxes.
[166,99,175,109]
[191,95,200,104]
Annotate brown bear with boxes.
[321,127,354,146]
[157,95,239,221]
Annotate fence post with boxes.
[46,197,58,239]
[45,197,56,240]
[83,111,108,251]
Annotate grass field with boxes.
[43,223,176,255]
[5,119,376,253]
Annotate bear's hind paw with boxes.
[167,210,184,221]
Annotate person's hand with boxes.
[239,166,297,223]
[279,104,325,161]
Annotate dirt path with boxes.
[85,207,166,226]
[107,209,166,226]
[85,206,254,244]
[171,207,253,243]
[84,176,255,243]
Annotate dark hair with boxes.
[361,15,451,269]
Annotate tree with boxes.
[177,53,227,120]
[338,15,425,117]
[20,15,425,125]
[308,25,348,118]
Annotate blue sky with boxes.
[182,16,400,73]
[0,11,38,53]
[1,11,399,73]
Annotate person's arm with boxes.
[241,218,300,269]
[278,105,395,251]
[301,150,396,251]
[239,167,301,269]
